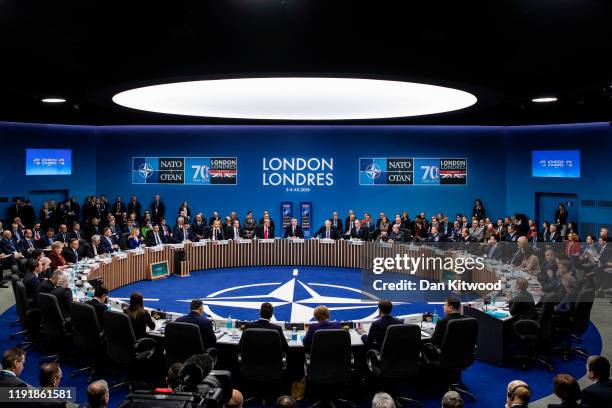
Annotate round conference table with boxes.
[78,238,535,365]
[88,238,500,296]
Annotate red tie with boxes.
[264,228,268,239]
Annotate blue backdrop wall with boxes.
[1,121,610,231]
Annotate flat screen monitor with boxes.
[25,148,72,175]
[531,150,580,178]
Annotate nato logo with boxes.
[360,158,413,185]
[132,158,159,184]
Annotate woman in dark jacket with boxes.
[126,292,155,339]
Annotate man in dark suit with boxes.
[505,380,531,408]
[84,235,105,258]
[330,212,344,234]
[258,211,276,233]
[36,270,61,296]
[302,305,341,349]
[549,224,562,243]
[207,211,221,227]
[485,234,504,261]
[86,286,109,329]
[62,238,80,264]
[0,348,28,387]
[284,218,304,239]
[255,220,274,239]
[151,194,165,224]
[208,220,225,240]
[582,355,612,408]
[19,229,39,257]
[55,224,70,244]
[227,220,243,240]
[172,217,192,242]
[111,196,126,220]
[100,227,118,253]
[175,299,217,347]
[191,213,207,240]
[146,225,167,247]
[7,199,22,225]
[388,224,408,242]
[39,228,56,248]
[24,262,41,299]
[86,218,102,240]
[508,277,537,320]
[241,302,288,351]
[21,200,36,229]
[357,299,402,350]
[314,220,340,240]
[70,222,85,242]
[429,296,463,347]
[159,218,172,242]
[127,195,142,220]
[344,210,355,233]
[350,220,368,240]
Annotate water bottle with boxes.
[226,315,233,329]
[291,326,298,341]
[432,310,439,324]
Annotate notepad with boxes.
[485,310,508,318]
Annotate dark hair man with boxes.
[175,299,216,347]
[0,348,28,387]
[358,299,402,350]
[241,302,288,351]
[429,296,462,346]
[582,356,612,408]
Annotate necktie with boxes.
[76,231,80,239]
[155,233,161,245]
[28,239,33,249]
[235,228,239,238]
[326,229,330,239]
[264,228,268,239]
[292,226,295,235]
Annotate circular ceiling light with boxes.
[112,77,477,120]
[41,97,66,103]
[531,97,558,103]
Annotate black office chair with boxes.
[238,328,288,405]
[12,280,41,350]
[69,302,105,381]
[165,322,217,367]
[513,319,554,371]
[103,310,158,391]
[423,318,478,401]
[366,324,422,407]
[8,274,22,327]
[553,288,595,360]
[305,329,355,408]
[36,292,73,363]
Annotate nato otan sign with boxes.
[133,157,237,185]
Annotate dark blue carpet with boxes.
[1,266,602,407]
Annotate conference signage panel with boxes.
[300,202,313,239]
[132,157,237,185]
[531,150,580,178]
[359,157,467,185]
[25,148,72,176]
[281,202,293,229]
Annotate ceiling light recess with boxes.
[531,97,558,103]
[41,98,66,103]
[112,77,477,120]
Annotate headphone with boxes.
[507,384,531,400]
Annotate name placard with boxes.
[149,261,169,280]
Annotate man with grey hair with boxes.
[87,379,109,408]
[85,234,104,258]
[372,392,395,408]
[441,391,463,408]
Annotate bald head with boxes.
[224,389,243,408]
[87,380,109,408]
[506,380,531,406]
